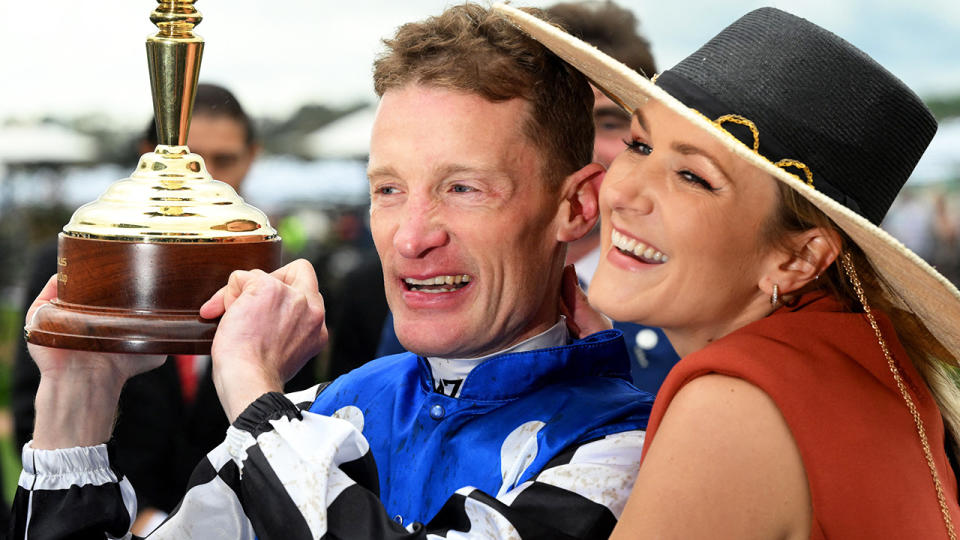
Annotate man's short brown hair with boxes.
[373,3,593,189]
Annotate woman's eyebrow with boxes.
[632,109,647,131]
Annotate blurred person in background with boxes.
[323,208,390,380]
[546,1,656,169]
[544,0,679,394]
[11,82,317,535]
[882,186,934,260]
[138,83,258,190]
[931,192,960,285]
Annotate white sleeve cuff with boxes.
[19,441,119,491]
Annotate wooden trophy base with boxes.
[25,235,281,354]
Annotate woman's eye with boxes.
[623,138,652,155]
[679,171,718,192]
[451,184,476,193]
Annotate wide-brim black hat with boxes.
[494,4,960,356]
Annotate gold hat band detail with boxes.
[690,108,816,188]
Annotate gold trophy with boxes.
[25,0,281,354]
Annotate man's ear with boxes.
[759,227,841,298]
[556,163,605,243]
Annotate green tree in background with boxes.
[927,94,960,121]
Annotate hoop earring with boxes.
[771,284,779,306]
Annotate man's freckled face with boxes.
[367,84,564,358]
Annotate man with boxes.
[372,2,678,396]
[546,1,679,394]
[14,6,651,539]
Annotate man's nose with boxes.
[393,203,449,259]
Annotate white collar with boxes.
[427,316,570,397]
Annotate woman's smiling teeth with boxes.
[611,229,668,264]
[404,274,472,293]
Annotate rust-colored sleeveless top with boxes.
[643,294,960,539]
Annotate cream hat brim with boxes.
[494,3,960,359]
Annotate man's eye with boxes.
[376,186,399,195]
[623,139,652,155]
[596,119,630,133]
[451,184,475,193]
[210,153,241,169]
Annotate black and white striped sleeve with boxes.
[13,386,645,540]
[416,430,646,539]
[14,443,138,540]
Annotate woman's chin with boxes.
[587,277,653,326]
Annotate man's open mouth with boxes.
[403,275,472,293]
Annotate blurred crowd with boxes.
[0,1,958,533]
[884,188,960,287]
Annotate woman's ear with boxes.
[760,227,842,297]
[556,163,605,243]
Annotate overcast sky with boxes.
[2,0,959,128]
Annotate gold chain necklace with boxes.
[841,253,957,540]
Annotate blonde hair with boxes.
[767,184,960,454]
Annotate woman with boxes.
[497,5,960,539]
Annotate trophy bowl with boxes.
[24,0,281,354]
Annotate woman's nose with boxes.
[603,161,655,216]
